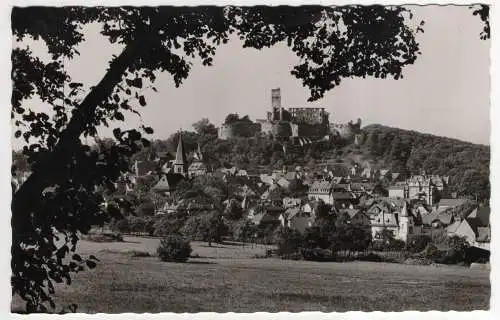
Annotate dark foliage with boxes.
[275,227,304,259]
[181,211,228,246]
[406,234,432,253]
[156,234,192,263]
[359,125,490,201]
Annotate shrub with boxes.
[386,239,406,251]
[446,235,470,263]
[135,199,156,217]
[157,235,192,263]
[422,243,442,261]
[300,248,331,261]
[230,219,258,243]
[110,218,130,234]
[153,216,179,237]
[406,235,432,253]
[275,227,303,258]
[356,252,383,262]
[431,228,448,245]
[82,232,123,243]
[181,211,227,246]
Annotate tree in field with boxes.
[182,211,227,247]
[11,5,423,312]
[231,219,258,246]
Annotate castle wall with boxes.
[260,122,274,136]
[330,124,353,139]
[218,122,262,140]
[330,119,362,140]
[289,107,328,125]
[272,122,292,138]
[296,123,329,138]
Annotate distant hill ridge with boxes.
[351,124,489,201]
[361,124,489,147]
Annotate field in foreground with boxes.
[12,236,490,313]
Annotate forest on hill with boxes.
[355,124,490,200]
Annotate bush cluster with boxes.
[156,234,192,263]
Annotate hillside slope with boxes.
[351,124,490,200]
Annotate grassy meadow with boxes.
[11,236,490,313]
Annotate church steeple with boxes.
[193,143,203,161]
[174,129,188,176]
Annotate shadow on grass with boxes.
[187,260,217,265]
[219,241,250,247]
[198,244,235,249]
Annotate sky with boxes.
[12,5,491,149]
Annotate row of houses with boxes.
[107,131,490,250]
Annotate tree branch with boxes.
[12,36,149,239]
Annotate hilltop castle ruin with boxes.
[218,88,362,143]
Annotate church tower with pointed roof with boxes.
[173,130,188,177]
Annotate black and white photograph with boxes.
[6,0,493,315]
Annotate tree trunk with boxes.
[12,36,149,239]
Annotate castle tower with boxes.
[271,88,282,121]
[173,130,188,177]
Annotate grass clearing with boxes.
[11,236,490,313]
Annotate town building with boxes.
[152,130,187,195]
[368,198,422,243]
[307,180,333,204]
[387,173,449,206]
[188,144,208,178]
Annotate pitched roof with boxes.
[174,131,187,165]
[467,208,478,218]
[350,182,375,191]
[379,169,390,177]
[476,207,490,226]
[331,192,356,200]
[465,217,483,236]
[476,227,491,242]
[152,173,184,192]
[192,144,203,161]
[370,211,398,227]
[438,198,468,208]
[437,212,453,225]
[340,208,359,219]
[251,213,265,224]
[446,220,461,233]
[277,178,290,188]
[309,180,332,193]
[416,206,429,215]
[421,212,439,226]
[391,172,401,181]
